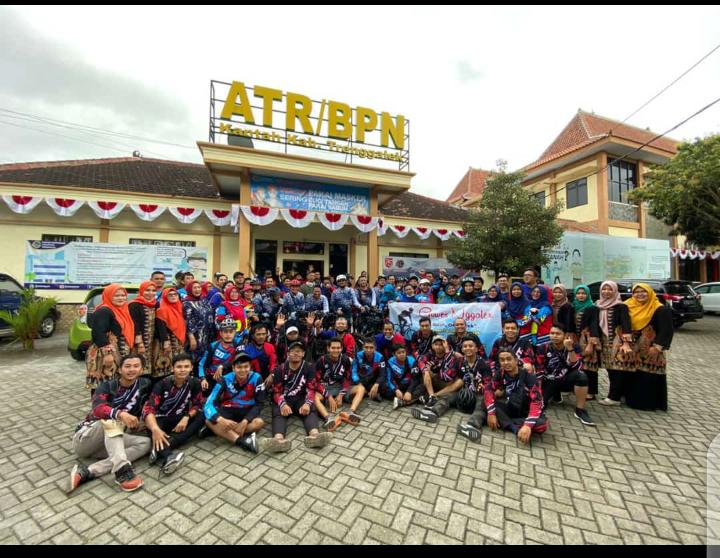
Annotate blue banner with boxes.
[251,175,370,214]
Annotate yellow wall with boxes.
[608,226,639,238]
[221,234,240,274]
[524,160,599,223]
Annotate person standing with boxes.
[129,281,158,378]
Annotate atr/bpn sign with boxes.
[210,80,409,169]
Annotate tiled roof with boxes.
[525,110,679,171]
[0,156,467,223]
[446,167,492,205]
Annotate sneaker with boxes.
[418,395,428,406]
[598,397,621,407]
[262,437,292,454]
[68,463,94,493]
[148,449,158,466]
[236,432,259,454]
[552,393,564,405]
[160,451,185,476]
[425,395,438,408]
[457,423,482,443]
[392,397,403,410]
[411,407,439,423]
[304,432,332,449]
[341,411,361,426]
[197,425,214,439]
[322,415,336,430]
[326,415,344,433]
[114,464,144,492]
[574,408,597,427]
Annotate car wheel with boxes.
[38,316,56,338]
[69,348,86,361]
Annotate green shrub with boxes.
[0,289,58,350]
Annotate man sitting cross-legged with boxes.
[314,338,361,430]
[410,336,463,421]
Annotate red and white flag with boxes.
[433,228,453,241]
[318,212,349,231]
[169,206,203,224]
[88,200,125,219]
[453,230,466,239]
[377,219,388,236]
[241,205,279,226]
[412,226,432,240]
[46,197,84,217]
[205,208,233,227]
[2,195,42,214]
[390,225,410,238]
[350,215,379,233]
[131,203,166,222]
[281,209,315,228]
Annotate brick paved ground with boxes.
[1,316,717,545]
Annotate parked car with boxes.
[694,282,720,313]
[578,279,703,329]
[0,273,61,339]
[67,286,139,361]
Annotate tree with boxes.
[630,134,720,247]
[446,169,564,277]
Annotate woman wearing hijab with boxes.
[85,284,135,394]
[551,284,576,337]
[482,284,508,318]
[215,284,247,334]
[182,280,216,366]
[523,285,553,346]
[508,282,532,342]
[623,283,673,411]
[573,285,600,401]
[459,279,479,303]
[154,287,187,378]
[128,281,158,377]
[595,281,634,407]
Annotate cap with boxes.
[289,279,301,287]
[232,351,252,364]
[409,275,419,281]
[462,278,474,285]
[243,284,254,292]
[267,287,281,296]
[219,318,237,331]
[419,278,430,285]
[287,340,306,352]
[432,335,445,343]
[336,274,347,281]
[286,326,299,335]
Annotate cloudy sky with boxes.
[1,5,719,200]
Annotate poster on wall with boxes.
[251,175,370,215]
[389,302,502,355]
[382,257,465,278]
[24,241,207,289]
[542,232,670,287]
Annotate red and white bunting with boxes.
[241,205,279,226]
[231,204,240,230]
[433,228,453,241]
[169,206,203,224]
[281,208,315,228]
[350,214,378,233]
[453,230,466,239]
[390,225,410,238]
[412,226,432,240]
[318,212,349,231]
[2,195,42,214]
[46,197,84,217]
[88,200,126,219]
[205,208,232,227]
[131,203,166,222]
[377,219,388,236]
[712,251,720,260]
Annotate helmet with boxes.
[219,318,237,331]
[456,386,477,413]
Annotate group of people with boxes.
[70,266,673,494]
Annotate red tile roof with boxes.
[446,167,492,204]
[525,110,679,171]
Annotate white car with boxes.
[695,282,720,312]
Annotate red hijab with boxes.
[96,284,135,349]
[129,281,157,309]
[183,280,209,301]
[222,284,246,321]
[156,287,186,344]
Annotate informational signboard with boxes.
[24,241,207,289]
[389,302,502,356]
[251,175,370,215]
[383,257,465,279]
[542,232,671,288]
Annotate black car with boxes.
[582,279,703,328]
[0,273,61,339]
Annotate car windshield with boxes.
[665,282,695,296]
[0,278,22,295]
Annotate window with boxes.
[566,178,588,208]
[389,252,429,259]
[129,239,196,247]
[608,159,637,203]
[534,191,546,206]
[0,278,22,294]
[41,234,92,243]
[710,285,720,294]
[282,241,325,255]
[695,286,709,294]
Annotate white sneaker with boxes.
[392,397,401,410]
[599,398,621,406]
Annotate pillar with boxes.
[238,170,252,276]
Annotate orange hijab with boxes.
[156,287,187,344]
[625,283,663,332]
[96,284,135,349]
[129,281,157,308]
